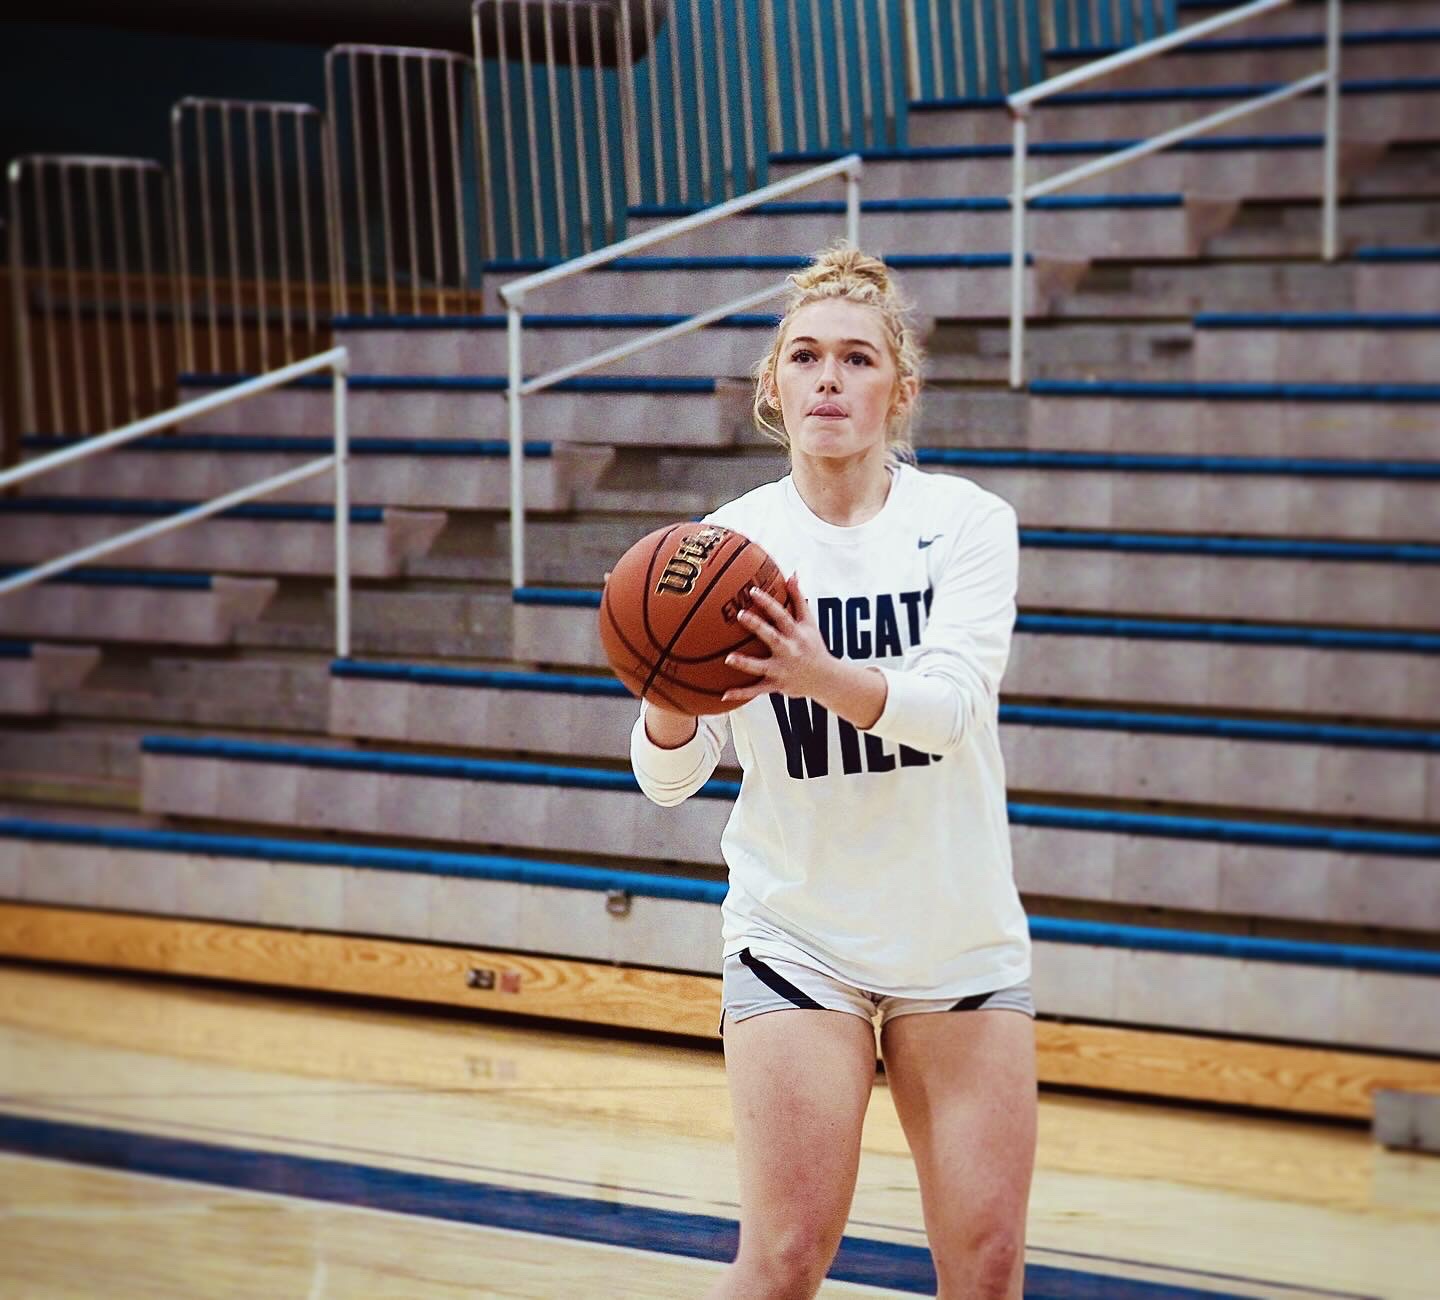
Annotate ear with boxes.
[760,367,780,410]
[890,374,920,421]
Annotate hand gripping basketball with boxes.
[598,522,795,715]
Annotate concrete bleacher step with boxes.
[1177,0,1440,39]
[1025,379,1440,458]
[577,446,1440,542]
[1354,245,1440,311]
[138,735,1440,942]
[177,373,751,447]
[1206,195,1440,258]
[335,314,780,380]
[625,194,1238,260]
[768,135,1396,203]
[1043,28,1440,92]
[1193,312,1440,382]
[510,594,1440,724]
[53,653,331,733]
[327,663,1440,826]
[22,435,612,514]
[429,514,1440,629]
[0,726,141,809]
[0,643,101,716]
[8,814,1440,1056]
[0,500,447,580]
[907,78,1440,149]
[481,253,1090,320]
[0,570,277,647]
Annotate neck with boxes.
[790,445,894,527]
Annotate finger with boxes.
[787,571,811,618]
[725,651,770,676]
[736,607,782,648]
[722,682,775,704]
[603,570,612,585]
[749,586,797,632]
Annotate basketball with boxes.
[599,522,793,715]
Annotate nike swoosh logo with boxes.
[918,535,942,549]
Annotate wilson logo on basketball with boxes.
[654,526,729,596]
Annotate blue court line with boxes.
[910,76,1440,111]
[1051,28,1440,58]
[179,373,718,395]
[1353,246,1440,262]
[1194,313,1440,330]
[21,434,554,457]
[333,313,781,330]
[1030,379,1440,401]
[0,498,383,524]
[770,133,1327,164]
[0,1112,1248,1298]
[482,252,1029,273]
[0,566,212,590]
[913,448,1440,478]
[631,194,1184,217]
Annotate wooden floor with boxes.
[1,963,1437,1299]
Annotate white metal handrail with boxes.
[0,347,354,656]
[1006,0,1342,388]
[499,152,864,589]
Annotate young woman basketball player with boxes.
[629,244,1036,1300]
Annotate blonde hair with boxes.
[752,241,923,463]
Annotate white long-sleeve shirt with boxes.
[630,464,1032,998]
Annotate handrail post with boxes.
[332,349,351,659]
[845,158,862,247]
[507,299,526,591]
[1322,0,1342,261]
[1009,108,1029,391]
[7,161,36,439]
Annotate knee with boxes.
[733,1223,842,1300]
[934,1222,1024,1300]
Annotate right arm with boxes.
[630,701,728,807]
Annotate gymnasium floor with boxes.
[0,964,1436,1299]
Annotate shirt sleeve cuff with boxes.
[864,666,952,745]
[631,707,713,784]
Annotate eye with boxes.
[789,348,815,363]
[847,352,873,366]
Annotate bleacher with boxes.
[2,0,1438,1123]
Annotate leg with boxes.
[706,1008,877,1300]
[879,1008,1037,1300]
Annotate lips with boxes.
[809,404,847,418]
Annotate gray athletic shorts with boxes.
[720,947,1036,1035]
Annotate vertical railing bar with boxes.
[398,53,422,315]
[643,0,665,204]
[221,107,244,370]
[8,165,38,435]
[324,52,355,317]
[33,165,63,432]
[84,166,115,429]
[712,1,736,198]
[471,4,499,264]
[246,104,269,372]
[59,164,90,430]
[518,0,546,256]
[197,106,223,368]
[109,168,137,420]
[296,114,318,345]
[854,0,874,149]
[831,0,853,151]
[270,110,294,363]
[1009,111,1028,389]
[668,0,690,201]
[933,1,949,98]
[369,55,396,314]
[542,2,570,251]
[423,59,447,312]
[786,1,807,153]
[1322,0,1341,261]
[445,60,471,306]
[569,3,594,246]
[901,0,921,102]
[496,1,523,259]
[589,3,617,244]
[617,0,642,206]
[807,0,830,147]
[735,0,758,192]
[761,1,784,156]
[506,303,525,589]
[689,0,712,200]
[332,356,351,659]
[170,108,195,374]
[138,171,161,405]
[876,0,898,148]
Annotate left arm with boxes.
[724,502,1018,755]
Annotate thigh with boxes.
[723,1006,878,1254]
[879,1009,1037,1266]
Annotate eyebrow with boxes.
[788,336,880,350]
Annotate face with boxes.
[767,298,911,464]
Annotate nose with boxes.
[815,354,842,391]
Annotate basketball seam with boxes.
[641,537,754,703]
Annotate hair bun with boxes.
[789,240,894,300]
